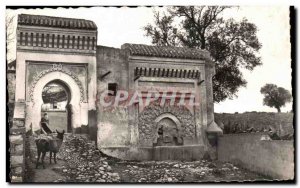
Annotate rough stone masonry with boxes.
[12,13,223,165]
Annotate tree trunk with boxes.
[276,107,281,113]
[200,34,206,49]
[200,37,206,49]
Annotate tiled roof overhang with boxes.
[121,43,211,61]
[18,14,97,30]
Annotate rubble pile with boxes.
[113,160,269,182]
[54,135,120,182]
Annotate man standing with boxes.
[41,113,52,134]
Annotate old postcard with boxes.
[7,6,294,183]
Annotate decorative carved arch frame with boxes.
[26,65,84,131]
[138,102,196,146]
[29,64,84,103]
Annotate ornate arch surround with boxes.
[26,65,84,131]
[138,102,196,145]
[29,64,84,103]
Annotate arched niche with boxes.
[153,113,184,146]
[138,102,196,146]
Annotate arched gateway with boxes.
[14,14,97,133]
[27,69,82,132]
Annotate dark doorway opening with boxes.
[41,80,72,133]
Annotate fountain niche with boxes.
[154,117,183,146]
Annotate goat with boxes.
[35,130,65,169]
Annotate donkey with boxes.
[35,130,65,169]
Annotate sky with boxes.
[6,6,292,113]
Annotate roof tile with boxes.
[121,43,211,61]
[18,14,97,30]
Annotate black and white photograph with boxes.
[6,5,295,183]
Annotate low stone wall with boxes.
[8,103,15,128]
[9,119,26,183]
[218,133,294,180]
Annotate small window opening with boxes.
[108,83,118,96]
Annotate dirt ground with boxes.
[24,135,67,182]
[24,134,272,183]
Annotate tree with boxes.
[143,6,262,102]
[42,85,68,104]
[260,84,292,112]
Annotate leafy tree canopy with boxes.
[42,84,68,104]
[144,6,262,102]
[260,84,292,112]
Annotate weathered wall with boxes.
[9,119,26,183]
[215,112,294,135]
[88,110,97,142]
[96,46,130,149]
[43,111,67,132]
[218,133,294,180]
[7,71,16,103]
[7,71,16,127]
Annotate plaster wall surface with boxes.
[218,133,294,180]
[96,46,130,148]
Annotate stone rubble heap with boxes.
[113,160,269,182]
[54,134,120,182]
